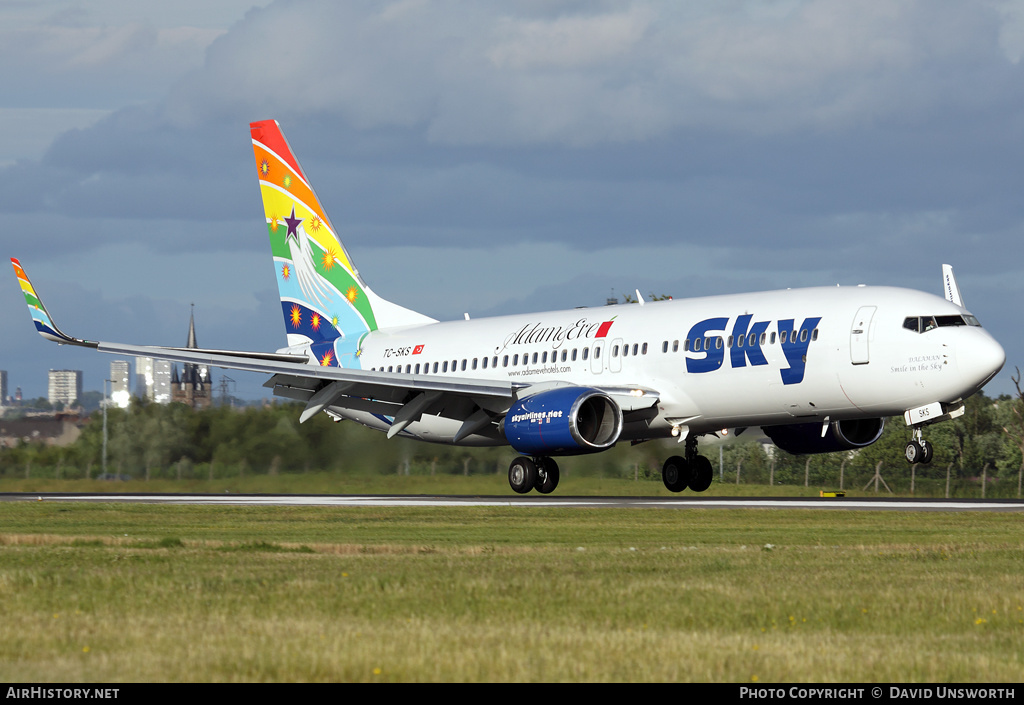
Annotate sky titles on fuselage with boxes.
[495,314,822,385]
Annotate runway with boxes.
[3,493,1024,511]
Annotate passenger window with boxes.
[780,331,788,344]
[728,335,734,348]
[532,352,538,364]
[542,352,548,364]
[811,329,818,341]
[560,350,567,362]
[672,340,679,352]
[582,347,589,360]
[622,344,629,357]
[662,341,668,353]
[715,338,722,350]
[642,343,648,355]
[503,355,509,367]
[571,349,577,361]
[800,329,808,343]
[693,338,701,352]
[513,354,519,366]
[594,347,601,359]
[770,332,776,345]
[684,339,690,352]
[482,357,487,369]
[442,361,448,373]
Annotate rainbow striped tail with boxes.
[250,120,433,358]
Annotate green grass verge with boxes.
[1,502,1022,682]
[0,471,999,497]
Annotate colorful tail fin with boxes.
[250,120,434,349]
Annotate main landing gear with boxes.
[662,436,713,493]
[508,456,560,494]
[904,427,934,464]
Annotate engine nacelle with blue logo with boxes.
[502,387,623,456]
[761,418,885,455]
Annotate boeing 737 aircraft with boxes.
[12,120,1006,494]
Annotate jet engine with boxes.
[762,418,885,455]
[502,387,623,455]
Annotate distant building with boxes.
[110,361,131,408]
[136,357,172,404]
[48,370,82,407]
[0,370,7,406]
[171,307,212,409]
[0,414,83,448]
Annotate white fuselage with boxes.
[319,284,1004,445]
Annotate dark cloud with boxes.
[3,0,1024,397]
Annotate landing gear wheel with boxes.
[662,455,690,493]
[689,455,713,492]
[919,440,933,464]
[535,457,560,494]
[509,456,537,494]
[905,441,923,464]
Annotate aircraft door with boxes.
[591,340,605,374]
[609,338,622,373]
[850,306,876,365]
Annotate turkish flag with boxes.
[413,345,424,354]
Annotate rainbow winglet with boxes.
[11,258,97,348]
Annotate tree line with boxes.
[2,382,1022,496]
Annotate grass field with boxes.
[1,492,1022,682]
[0,469,1011,498]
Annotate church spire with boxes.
[187,303,198,349]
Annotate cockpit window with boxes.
[903,314,981,333]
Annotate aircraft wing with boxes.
[13,258,659,435]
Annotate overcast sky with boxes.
[2,0,1023,402]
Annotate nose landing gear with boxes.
[904,428,934,464]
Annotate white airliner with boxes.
[12,120,1006,494]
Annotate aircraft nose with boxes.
[960,332,1005,391]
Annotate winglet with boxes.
[11,258,97,348]
[941,264,965,308]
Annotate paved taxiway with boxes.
[3,493,1023,511]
